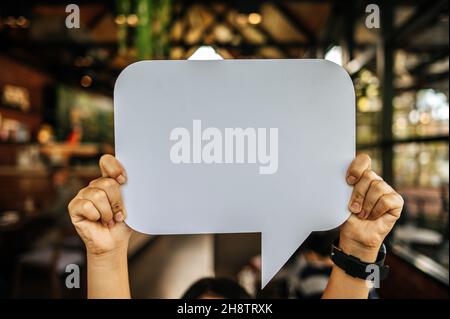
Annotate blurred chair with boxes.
[13,228,84,298]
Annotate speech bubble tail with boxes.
[261,228,312,289]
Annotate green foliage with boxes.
[116,0,172,59]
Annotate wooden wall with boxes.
[0,55,52,210]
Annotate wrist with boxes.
[338,235,380,263]
[87,244,128,266]
[86,243,131,299]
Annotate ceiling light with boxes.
[127,14,139,27]
[188,46,223,60]
[325,46,343,66]
[80,75,93,88]
[115,14,126,25]
[16,16,29,28]
[248,13,262,25]
[236,14,248,26]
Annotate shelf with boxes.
[391,243,449,287]
[0,166,48,177]
[0,106,40,118]
[40,143,100,157]
[0,106,41,131]
[0,165,100,177]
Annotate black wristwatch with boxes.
[331,238,390,281]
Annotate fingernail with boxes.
[114,212,124,223]
[347,176,357,184]
[117,174,126,184]
[350,202,360,212]
[107,220,115,227]
[363,210,369,219]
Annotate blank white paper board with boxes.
[114,59,355,287]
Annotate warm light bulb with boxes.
[115,14,126,25]
[248,13,262,25]
[80,75,93,88]
[127,14,139,27]
[188,46,224,60]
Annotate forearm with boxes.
[322,237,379,299]
[87,246,131,299]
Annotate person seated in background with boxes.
[67,154,404,299]
[181,277,251,299]
[284,231,337,299]
[45,164,83,228]
[283,230,378,299]
[32,164,83,248]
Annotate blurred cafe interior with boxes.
[0,0,448,299]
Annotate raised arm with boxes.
[68,155,132,299]
[323,154,404,299]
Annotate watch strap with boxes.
[331,239,390,281]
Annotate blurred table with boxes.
[380,241,449,299]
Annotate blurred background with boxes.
[0,0,448,299]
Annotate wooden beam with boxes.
[378,0,395,185]
[272,1,317,44]
[171,40,311,50]
[86,5,110,30]
[409,50,450,76]
[397,71,450,92]
[357,134,450,151]
[201,2,295,58]
[391,0,449,45]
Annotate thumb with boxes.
[99,154,127,185]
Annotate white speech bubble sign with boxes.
[114,59,354,288]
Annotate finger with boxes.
[348,170,382,214]
[89,177,126,222]
[362,180,394,219]
[68,198,101,224]
[346,154,371,185]
[78,187,114,225]
[369,193,404,221]
[99,154,127,185]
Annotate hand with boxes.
[68,155,132,256]
[340,154,404,262]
